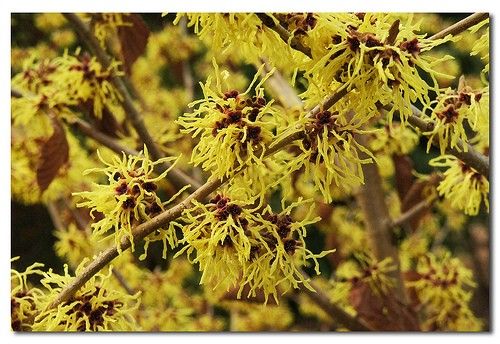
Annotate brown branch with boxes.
[71,117,202,191]
[355,134,408,305]
[256,13,312,58]
[47,87,349,309]
[389,199,432,229]
[429,12,489,40]
[63,13,164,163]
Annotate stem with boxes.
[63,14,164,163]
[389,199,432,229]
[355,134,408,305]
[429,13,489,40]
[47,87,349,309]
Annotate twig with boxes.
[46,202,65,232]
[111,269,137,295]
[259,58,303,109]
[47,87,349,309]
[407,105,489,177]
[429,12,489,40]
[389,199,432,229]
[256,13,312,58]
[72,117,202,191]
[63,14,164,163]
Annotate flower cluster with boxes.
[178,63,278,181]
[298,13,454,125]
[11,260,45,331]
[424,82,488,155]
[176,190,333,303]
[13,50,124,120]
[430,155,489,215]
[283,108,376,203]
[74,147,186,253]
[407,252,481,331]
[34,263,140,331]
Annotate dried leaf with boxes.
[118,14,150,74]
[393,154,414,202]
[98,106,123,138]
[36,118,69,192]
[386,19,400,45]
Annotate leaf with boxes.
[36,117,69,192]
[393,154,414,203]
[118,14,150,74]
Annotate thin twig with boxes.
[47,87,349,309]
[72,117,202,191]
[63,13,164,163]
[256,13,312,58]
[429,12,489,40]
[389,199,432,229]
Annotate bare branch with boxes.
[389,199,432,229]
[300,270,373,331]
[429,13,489,40]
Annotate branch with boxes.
[71,117,202,191]
[63,13,164,163]
[355,134,408,305]
[47,87,349,309]
[407,105,489,177]
[429,12,489,40]
[389,199,432,229]
[256,13,312,58]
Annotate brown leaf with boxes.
[118,14,150,74]
[97,106,123,138]
[393,154,414,203]
[386,19,400,45]
[36,118,69,192]
[349,280,420,331]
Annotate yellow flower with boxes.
[302,13,454,125]
[282,108,376,203]
[430,155,489,215]
[74,146,186,254]
[33,261,140,331]
[176,191,333,304]
[424,84,488,155]
[177,62,278,182]
[11,259,46,331]
[407,251,480,331]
